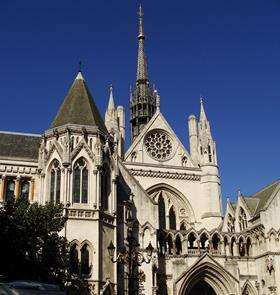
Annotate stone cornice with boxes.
[128,168,200,181]
[0,164,37,175]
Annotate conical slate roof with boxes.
[50,72,107,133]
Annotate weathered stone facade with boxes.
[0,5,279,295]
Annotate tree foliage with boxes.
[0,197,69,284]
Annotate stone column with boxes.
[236,242,240,256]
[29,178,35,202]
[208,239,213,253]
[93,169,98,209]
[197,239,201,254]
[15,176,21,200]
[112,178,117,213]
[0,175,6,202]
[97,167,101,209]
[244,242,248,256]
[173,238,176,255]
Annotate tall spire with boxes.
[136,4,148,82]
[130,4,157,143]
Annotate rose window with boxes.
[144,130,173,160]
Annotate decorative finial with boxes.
[110,83,113,92]
[200,96,204,104]
[238,188,241,196]
[138,3,144,38]
[75,61,84,80]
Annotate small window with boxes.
[182,156,188,167]
[239,207,248,231]
[5,179,15,201]
[21,181,29,200]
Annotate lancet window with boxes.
[81,244,90,275]
[158,194,166,230]
[69,244,79,274]
[50,160,61,203]
[69,242,91,276]
[73,158,88,204]
[239,207,248,231]
[227,214,235,233]
[101,163,111,210]
[169,206,176,230]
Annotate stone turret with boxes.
[197,97,222,228]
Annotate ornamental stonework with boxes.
[144,130,173,161]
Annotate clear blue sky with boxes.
[0,0,280,207]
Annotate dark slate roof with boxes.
[0,131,40,161]
[252,180,280,214]
[242,197,259,215]
[50,72,108,133]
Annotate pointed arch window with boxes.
[227,214,235,233]
[182,156,188,167]
[158,194,166,230]
[101,163,111,210]
[81,244,90,275]
[239,207,248,231]
[73,158,88,204]
[70,244,79,274]
[50,160,61,203]
[169,206,176,230]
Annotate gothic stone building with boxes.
[0,6,279,295]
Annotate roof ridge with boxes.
[252,179,280,198]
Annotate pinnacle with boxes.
[75,71,84,81]
[199,96,207,121]
[107,84,115,110]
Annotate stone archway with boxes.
[175,254,238,295]
[188,280,216,295]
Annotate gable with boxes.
[125,111,195,168]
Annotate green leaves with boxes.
[0,198,69,285]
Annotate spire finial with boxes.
[75,61,84,80]
[107,83,115,110]
[199,95,207,121]
[138,3,144,38]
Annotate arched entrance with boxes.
[188,280,216,295]
[175,254,238,295]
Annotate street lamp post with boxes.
[108,234,154,294]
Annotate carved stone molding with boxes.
[129,169,200,181]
